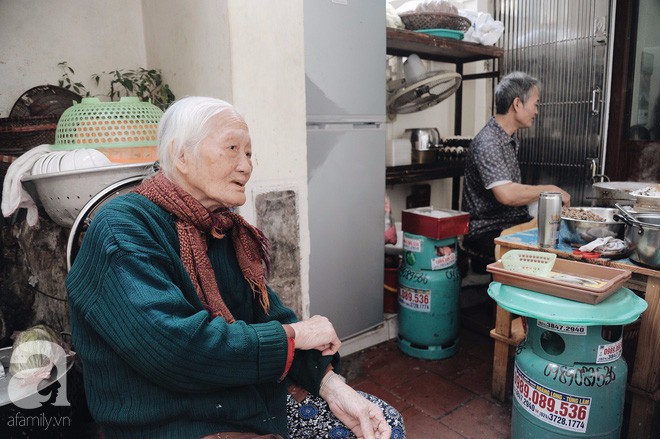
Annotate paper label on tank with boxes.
[514,363,591,433]
[596,339,622,363]
[536,320,587,335]
[431,253,456,270]
[402,236,422,252]
[398,286,431,312]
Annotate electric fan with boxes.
[387,54,462,118]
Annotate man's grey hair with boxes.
[156,96,240,179]
[495,72,541,115]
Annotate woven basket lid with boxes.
[53,97,163,150]
[399,12,471,32]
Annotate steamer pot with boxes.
[615,211,660,269]
[592,181,649,206]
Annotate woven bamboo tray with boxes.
[399,12,471,32]
[0,115,58,156]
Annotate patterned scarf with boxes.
[134,172,271,323]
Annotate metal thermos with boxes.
[537,192,562,248]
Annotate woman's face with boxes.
[174,111,253,210]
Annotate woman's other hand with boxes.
[288,315,341,355]
[320,372,391,439]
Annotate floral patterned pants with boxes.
[286,391,406,439]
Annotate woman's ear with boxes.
[170,142,189,176]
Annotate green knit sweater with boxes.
[66,194,339,438]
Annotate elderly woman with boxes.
[66,97,404,439]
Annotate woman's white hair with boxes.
[157,96,239,179]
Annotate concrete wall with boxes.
[1,0,311,317]
[0,0,147,113]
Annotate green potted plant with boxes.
[57,62,175,110]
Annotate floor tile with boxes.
[363,347,429,388]
[440,397,512,439]
[453,360,493,397]
[393,372,476,419]
[400,407,466,439]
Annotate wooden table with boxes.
[491,228,660,439]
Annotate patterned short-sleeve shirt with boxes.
[462,117,531,239]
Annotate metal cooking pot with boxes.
[592,181,650,206]
[405,128,440,151]
[630,184,660,209]
[615,211,660,269]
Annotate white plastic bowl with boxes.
[31,154,50,176]
[74,149,111,169]
[58,149,111,172]
[47,151,67,173]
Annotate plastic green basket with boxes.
[501,250,557,277]
[53,97,163,148]
[53,97,163,163]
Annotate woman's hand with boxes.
[288,315,341,355]
[320,372,391,439]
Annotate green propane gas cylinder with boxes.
[402,232,458,271]
[489,282,648,439]
[397,262,461,360]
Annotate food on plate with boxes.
[561,207,605,222]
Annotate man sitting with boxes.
[462,71,570,272]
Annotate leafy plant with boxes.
[57,62,90,97]
[92,68,175,111]
[57,62,176,110]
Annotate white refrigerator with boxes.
[304,0,386,339]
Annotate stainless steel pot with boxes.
[405,128,440,151]
[631,184,660,209]
[615,211,660,269]
[592,181,650,206]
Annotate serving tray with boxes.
[487,258,631,304]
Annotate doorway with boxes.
[494,0,612,205]
[606,0,660,183]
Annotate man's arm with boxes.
[492,182,571,207]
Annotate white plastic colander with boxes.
[501,250,557,277]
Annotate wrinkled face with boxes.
[174,111,253,210]
[514,86,540,129]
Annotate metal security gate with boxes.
[494,0,612,205]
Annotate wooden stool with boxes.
[489,309,526,401]
[489,218,536,401]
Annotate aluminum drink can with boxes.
[537,192,562,248]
